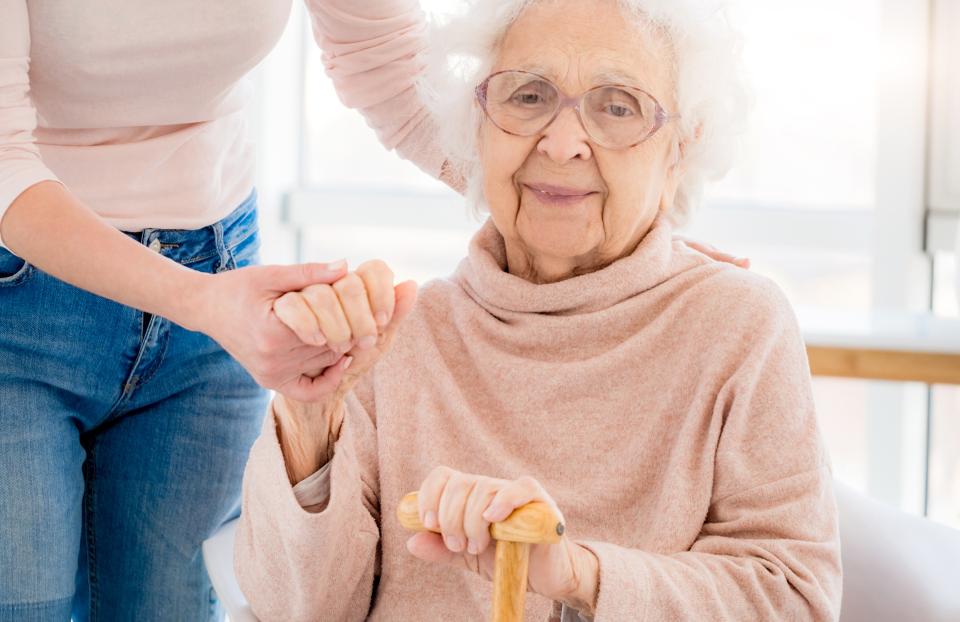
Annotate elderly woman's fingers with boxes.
[332,273,378,351]
[355,260,396,328]
[463,482,498,555]
[418,465,454,530]
[406,531,457,565]
[287,343,341,369]
[437,472,472,552]
[382,280,418,337]
[273,291,325,347]
[482,476,562,525]
[300,283,353,351]
[299,350,351,379]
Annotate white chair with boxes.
[835,480,960,621]
[202,518,258,622]
[204,482,960,622]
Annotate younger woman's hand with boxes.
[193,261,350,402]
[674,235,750,269]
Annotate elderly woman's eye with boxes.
[605,104,635,118]
[510,90,546,106]
[589,87,645,122]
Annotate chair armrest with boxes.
[203,518,260,622]
[836,480,960,622]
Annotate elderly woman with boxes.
[235,0,842,620]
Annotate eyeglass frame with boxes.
[474,69,679,150]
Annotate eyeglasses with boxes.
[475,70,678,150]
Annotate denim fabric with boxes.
[0,190,269,621]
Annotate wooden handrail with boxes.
[806,345,960,385]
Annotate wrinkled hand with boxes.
[193,261,349,401]
[406,467,599,614]
[271,259,418,404]
[674,236,750,269]
[266,260,417,484]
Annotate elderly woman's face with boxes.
[479,0,681,282]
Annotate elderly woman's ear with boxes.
[670,138,684,172]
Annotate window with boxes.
[929,386,960,527]
[710,0,881,210]
[933,252,958,318]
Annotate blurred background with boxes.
[245,0,959,529]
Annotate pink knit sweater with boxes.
[235,216,843,621]
[0,0,444,247]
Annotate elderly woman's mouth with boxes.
[523,183,599,206]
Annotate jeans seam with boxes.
[137,321,171,388]
[225,226,258,254]
[213,222,236,273]
[103,314,156,419]
[83,441,100,621]
[103,319,172,421]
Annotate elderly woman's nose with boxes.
[536,108,592,163]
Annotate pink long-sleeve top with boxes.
[235,216,844,621]
[0,0,446,248]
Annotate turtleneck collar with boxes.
[454,216,677,317]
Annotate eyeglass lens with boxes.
[482,71,660,148]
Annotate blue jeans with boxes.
[0,190,269,621]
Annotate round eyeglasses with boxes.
[475,70,678,150]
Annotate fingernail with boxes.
[313,333,327,347]
[467,539,479,555]
[424,511,437,530]
[343,356,354,370]
[444,535,463,552]
[376,312,389,327]
[358,335,377,350]
[326,259,347,272]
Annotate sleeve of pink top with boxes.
[579,285,842,622]
[302,0,463,190]
[234,389,381,622]
[0,1,63,250]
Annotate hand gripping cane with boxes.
[397,492,564,622]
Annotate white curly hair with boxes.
[420,0,749,226]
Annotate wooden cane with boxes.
[397,492,564,622]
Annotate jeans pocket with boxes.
[0,248,33,287]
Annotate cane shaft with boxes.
[491,540,530,622]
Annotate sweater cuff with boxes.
[577,540,652,621]
[252,405,366,526]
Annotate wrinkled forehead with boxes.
[492,0,676,106]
